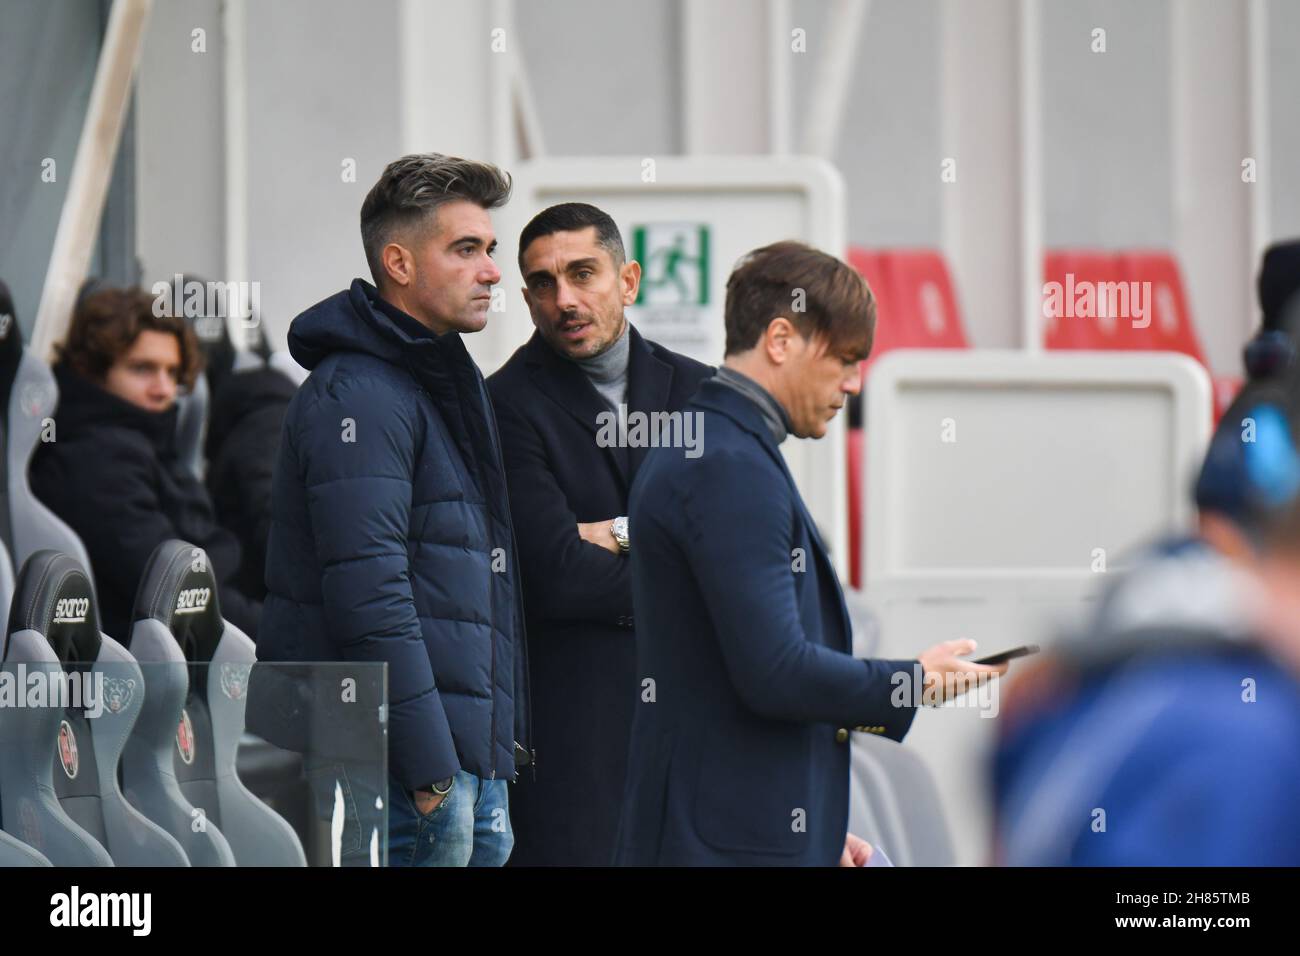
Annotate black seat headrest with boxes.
[130,539,224,662]
[6,550,102,665]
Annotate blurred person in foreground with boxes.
[31,287,262,641]
[993,370,1300,866]
[614,241,1007,867]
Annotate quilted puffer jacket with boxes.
[257,278,530,788]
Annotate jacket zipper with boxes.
[420,350,532,782]
[487,390,535,781]
[417,364,501,781]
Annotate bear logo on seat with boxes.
[103,677,136,715]
[20,381,56,419]
[220,662,251,700]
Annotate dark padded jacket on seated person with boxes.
[31,362,261,642]
[256,279,530,791]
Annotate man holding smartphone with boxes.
[615,242,1006,866]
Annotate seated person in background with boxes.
[993,373,1300,865]
[174,278,297,604]
[31,286,262,641]
[203,360,297,603]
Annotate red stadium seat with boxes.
[1118,251,1206,362]
[1046,249,1234,421]
[1042,251,1138,350]
[880,250,969,351]
[851,248,968,365]
[847,426,865,590]
[847,249,896,359]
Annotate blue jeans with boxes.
[303,759,388,867]
[388,770,513,867]
[305,764,513,867]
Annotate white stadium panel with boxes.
[860,349,1213,865]
[866,349,1212,589]
[484,156,851,577]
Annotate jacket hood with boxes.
[288,278,432,371]
[51,362,178,455]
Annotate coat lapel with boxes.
[774,449,853,652]
[524,330,631,487]
[625,325,674,478]
[695,382,854,650]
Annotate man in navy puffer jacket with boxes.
[256,154,530,867]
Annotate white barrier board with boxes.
[866,350,1212,589]
[861,349,1213,864]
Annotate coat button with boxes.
[835,728,849,744]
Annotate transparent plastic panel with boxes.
[0,661,387,867]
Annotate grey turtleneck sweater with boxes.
[573,322,630,409]
[714,366,792,445]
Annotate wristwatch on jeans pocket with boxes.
[415,777,453,796]
[612,515,630,553]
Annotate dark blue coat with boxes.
[614,379,919,866]
[257,279,529,790]
[487,326,712,865]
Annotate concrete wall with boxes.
[796,0,944,248]
[244,0,404,348]
[1267,0,1300,240]
[134,0,226,295]
[118,0,1300,364]
[940,0,1022,348]
[1040,0,1173,249]
[517,0,682,158]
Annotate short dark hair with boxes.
[360,153,512,286]
[517,202,625,272]
[723,241,875,359]
[57,287,203,389]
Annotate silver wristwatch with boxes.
[416,776,453,796]
[612,515,630,553]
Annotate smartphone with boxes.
[971,644,1041,666]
